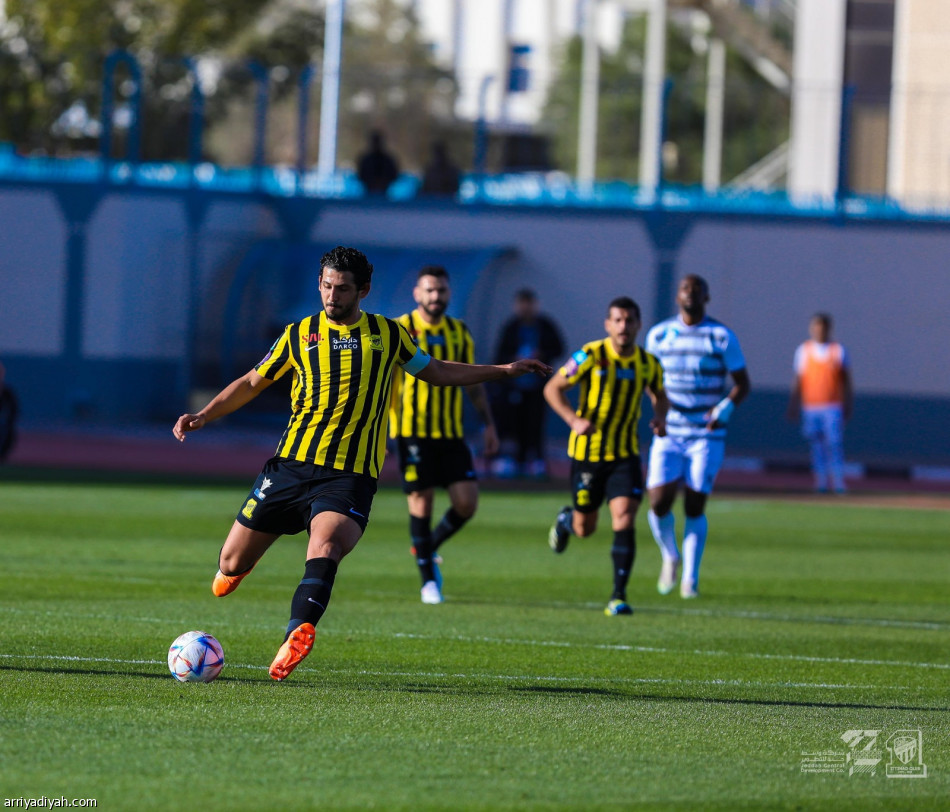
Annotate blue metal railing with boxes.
[1,49,948,221]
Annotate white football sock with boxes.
[648,510,680,561]
[682,515,708,589]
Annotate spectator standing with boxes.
[787,313,852,494]
[493,288,565,478]
[357,129,400,195]
[420,141,461,197]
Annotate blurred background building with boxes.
[1,0,950,476]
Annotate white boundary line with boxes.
[388,632,950,670]
[2,628,947,672]
[0,653,923,692]
[6,602,946,633]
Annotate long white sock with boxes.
[682,515,708,589]
[648,510,680,561]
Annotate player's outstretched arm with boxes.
[173,369,274,441]
[415,357,552,388]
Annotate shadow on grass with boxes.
[0,663,275,685]
[503,684,950,713]
[4,664,948,713]
[606,691,950,714]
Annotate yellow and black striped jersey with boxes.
[559,340,664,462]
[255,310,421,478]
[389,311,474,439]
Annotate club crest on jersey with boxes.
[368,334,383,351]
[331,335,360,351]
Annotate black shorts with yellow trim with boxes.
[395,437,477,494]
[569,455,644,514]
[235,456,377,535]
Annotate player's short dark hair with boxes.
[812,312,832,327]
[515,288,537,302]
[681,274,709,296]
[320,246,374,288]
[417,265,449,281]
[608,296,640,320]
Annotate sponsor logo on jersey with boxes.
[427,334,446,347]
[331,335,360,351]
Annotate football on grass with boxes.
[167,631,225,683]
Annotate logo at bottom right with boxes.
[886,730,927,779]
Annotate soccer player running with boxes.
[172,246,551,681]
[544,297,669,616]
[390,265,499,604]
[644,275,750,599]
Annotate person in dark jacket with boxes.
[493,289,565,477]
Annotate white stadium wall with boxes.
[1,184,948,464]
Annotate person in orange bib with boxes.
[788,313,853,493]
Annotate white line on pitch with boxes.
[0,653,920,692]
[389,632,950,670]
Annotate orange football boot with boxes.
[268,623,316,681]
[211,566,253,597]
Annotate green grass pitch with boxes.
[0,481,947,810]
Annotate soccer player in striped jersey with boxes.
[390,266,498,604]
[644,275,750,599]
[173,246,551,680]
[544,297,669,616]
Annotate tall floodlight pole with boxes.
[702,37,726,192]
[639,0,666,199]
[451,0,464,79]
[318,0,345,177]
[577,0,600,188]
[500,0,515,123]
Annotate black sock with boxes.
[431,508,469,551]
[286,557,338,638]
[610,528,635,600]
[411,514,436,585]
